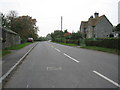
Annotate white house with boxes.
[80,13,113,38]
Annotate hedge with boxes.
[64,39,80,45]
[85,38,120,50]
[52,38,80,45]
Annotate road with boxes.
[4,41,119,88]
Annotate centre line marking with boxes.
[51,46,54,48]
[26,84,29,88]
[55,48,61,52]
[93,70,120,87]
[63,53,79,63]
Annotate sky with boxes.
[118,1,120,23]
[0,0,119,37]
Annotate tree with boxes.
[1,11,39,42]
[6,10,18,29]
[70,31,82,40]
[0,12,7,27]
[0,11,18,29]
[11,15,38,41]
[64,29,68,33]
[115,24,120,31]
[50,30,64,42]
[46,34,52,40]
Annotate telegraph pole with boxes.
[61,16,62,31]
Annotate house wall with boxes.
[86,26,94,38]
[2,29,21,49]
[95,16,113,38]
[80,27,85,38]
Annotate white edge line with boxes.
[63,53,79,63]
[0,43,38,83]
[93,70,120,87]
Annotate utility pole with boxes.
[61,16,62,31]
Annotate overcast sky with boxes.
[0,0,119,37]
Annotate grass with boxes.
[1,42,32,57]
[80,46,120,55]
[53,42,78,46]
[1,50,11,57]
[5,42,32,50]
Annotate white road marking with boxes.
[47,66,62,71]
[51,46,54,48]
[55,48,61,52]
[63,53,79,63]
[93,70,120,87]
[26,84,29,88]
[52,85,55,88]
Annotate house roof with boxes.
[64,32,71,37]
[88,15,103,26]
[1,27,17,35]
[80,15,108,29]
[80,21,88,29]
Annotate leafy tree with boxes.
[50,30,64,42]
[1,11,19,29]
[46,34,52,40]
[1,11,39,42]
[50,29,82,44]
[12,15,38,40]
[70,31,82,40]
[115,24,120,31]
[5,10,18,29]
[64,29,68,33]
[0,12,8,28]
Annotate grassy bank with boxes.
[53,42,78,46]
[5,42,32,50]
[1,50,11,56]
[80,46,120,55]
[2,42,32,56]
[52,41,120,55]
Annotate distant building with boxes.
[1,27,21,49]
[64,32,71,37]
[80,12,113,38]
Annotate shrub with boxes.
[85,38,120,50]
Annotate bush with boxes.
[65,39,80,45]
[85,38,120,50]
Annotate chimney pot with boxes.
[94,12,99,18]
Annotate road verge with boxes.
[0,42,38,88]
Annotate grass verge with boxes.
[1,50,11,57]
[80,46,120,55]
[5,42,32,50]
[2,42,32,56]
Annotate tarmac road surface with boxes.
[4,41,119,88]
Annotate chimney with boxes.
[89,15,93,20]
[94,12,99,18]
[90,15,93,18]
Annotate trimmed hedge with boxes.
[52,38,80,45]
[85,38,120,50]
[64,39,80,45]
